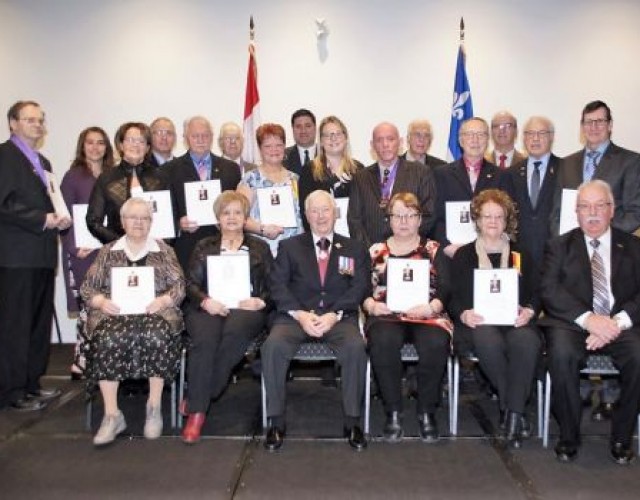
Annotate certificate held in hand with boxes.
[45,171,71,219]
[386,258,430,312]
[72,204,102,249]
[256,185,297,227]
[559,188,578,235]
[446,201,476,245]
[185,179,222,226]
[111,266,155,315]
[334,197,350,237]
[473,268,518,325]
[139,190,175,239]
[206,254,251,308]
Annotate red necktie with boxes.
[499,154,507,169]
[317,237,330,285]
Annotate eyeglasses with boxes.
[123,137,147,145]
[321,131,344,140]
[582,118,609,128]
[221,136,241,143]
[389,213,421,222]
[19,117,46,126]
[123,215,151,222]
[491,123,515,131]
[152,129,175,137]
[461,131,489,140]
[410,132,431,140]
[576,202,612,213]
[523,130,552,138]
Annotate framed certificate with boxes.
[334,197,350,237]
[256,185,297,227]
[45,171,71,219]
[111,266,155,315]
[139,190,175,239]
[446,201,476,245]
[473,268,519,325]
[386,258,430,313]
[184,179,222,226]
[206,254,251,308]
[559,188,578,235]
[72,204,102,249]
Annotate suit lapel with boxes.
[452,160,473,196]
[610,229,625,307]
[367,165,382,203]
[475,161,497,193]
[302,234,322,286]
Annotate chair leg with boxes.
[170,380,177,430]
[452,357,459,436]
[261,373,268,432]
[447,356,453,435]
[364,359,371,435]
[85,394,93,432]
[178,346,186,429]
[637,414,640,456]
[543,371,552,448]
[537,379,544,439]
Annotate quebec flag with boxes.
[447,45,474,161]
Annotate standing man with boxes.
[149,117,177,168]
[262,190,370,451]
[401,119,446,169]
[540,180,640,465]
[507,116,561,263]
[168,116,240,272]
[217,121,257,177]
[283,108,317,176]
[485,111,526,169]
[348,122,437,249]
[0,100,71,411]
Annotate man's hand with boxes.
[56,215,72,230]
[584,313,620,348]
[180,216,199,233]
[297,311,324,338]
[515,307,535,328]
[461,309,484,328]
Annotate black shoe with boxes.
[383,411,403,442]
[554,440,579,463]
[28,388,61,402]
[344,425,367,451]
[10,398,46,412]
[591,402,614,422]
[505,411,523,449]
[498,409,508,432]
[418,413,439,443]
[519,415,531,439]
[264,426,285,452]
[610,442,635,465]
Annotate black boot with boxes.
[506,411,523,449]
[383,411,403,442]
[418,413,439,443]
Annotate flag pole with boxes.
[242,15,261,164]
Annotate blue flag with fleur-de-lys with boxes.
[447,45,474,161]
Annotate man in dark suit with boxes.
[434,117,514,258]
[0,100,71,411]
[540,180,640,465]
[400,119,446,170]
[261,190,370,451]
[283,108,317,176]
[485,111,527,169]
[550,100,640,236]
[217,121,257,177]
[148,117,176,168]
[167,116,241,272]
[507,116,561,263]
[348,122,437,249]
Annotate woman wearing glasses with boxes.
[450,189,541,448]
[363,192,452,443]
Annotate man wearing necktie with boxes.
[485,111,527,169]
[283,108,317,176]
[262,190,370,452]
[0,101,71,411]
[540,180,640,465]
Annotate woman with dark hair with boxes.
[86,122,169,244]
[237,123,303,256]
[298,115,363,230]
[450,188,541,448]
[60,127,115,378]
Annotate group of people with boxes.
[1,99,640,466]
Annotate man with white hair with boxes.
[217,121,257,177]
[401,119,445,169]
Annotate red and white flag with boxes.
[242,18,261,164]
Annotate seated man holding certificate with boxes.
[363,192,453,443]
[80,198,185,447]
[181,191,273,444]
[450,189,541,449]
[261,190,370,451]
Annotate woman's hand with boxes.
[461,309,484,328]
[261,224,284,240]
[146,294,173,314]
[76,248,95,259]
[405,303,432,319]
[202,297,229,317]
[92,294,120,316]
[365,298,392,317]
[238,297,266,311]
[514,307,535,328]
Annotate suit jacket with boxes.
[167,151,241,270]
[507,154,562,263]
[270,232,371,321]
[550,142,640,235]
[539,227,640,331]
[0,140,58,268]
[283,145,315,176]
[400,152,446,170]
[348,158,437,249]
[433,159,515,246]
[485,149,527,168]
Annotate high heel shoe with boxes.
[181,413,205,444]
[505,411,523,449]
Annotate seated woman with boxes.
[450,189,541,448]
[80,197,185,446]
[181,191,273,444]
[363,192,452,443]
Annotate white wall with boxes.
[1,0,639,341]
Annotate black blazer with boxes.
[550,142,640,235]
[399,152,446,170]
[270,232,371,320]
[507,154,562,263]
[348,158,437,249]
[284,145,315,177]
[166,152,241,270]
[433,159,514,247]
[539,227,640,331]
[0,140,58,268]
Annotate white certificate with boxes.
[559,188,578,235]
[184,179,221,226]
[473,268,519,325]
[111,266,155,315]
[256,185,297,227]
[139,190,175,239]
[206,254,251,308]
[72,204,102,249]
[446,201,476,245]
[386,258,430,313]
[334,197,350,237]
[45,171,71,219]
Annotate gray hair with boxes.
[577,179,614,205]
[120,197,153,219]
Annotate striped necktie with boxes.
[590,239,610,315]
[584,150,600,181]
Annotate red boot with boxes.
[181,413,205,444]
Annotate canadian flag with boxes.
[242,21,261,165]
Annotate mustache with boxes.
[585,216,602,224]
